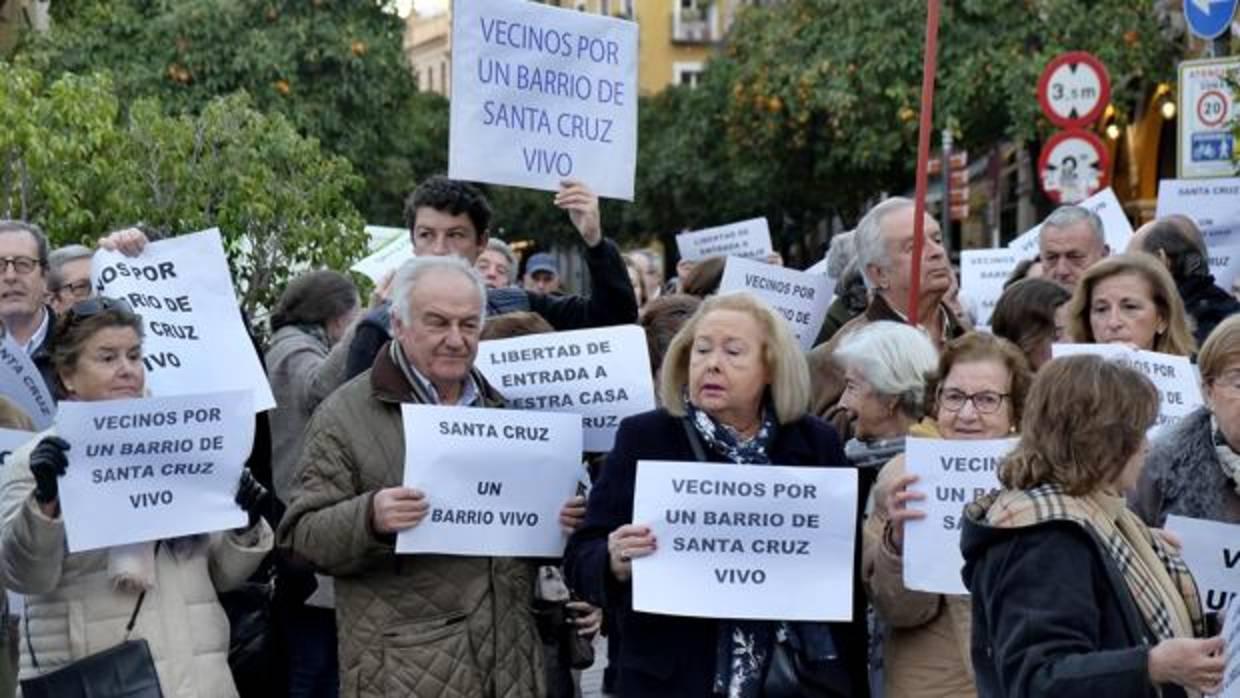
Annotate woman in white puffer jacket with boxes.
[0,298,272,698]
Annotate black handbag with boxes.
[20,588,163,698]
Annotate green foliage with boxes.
[0,66,366,315]
[20,0,427,225]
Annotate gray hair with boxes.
[854,197,915,287]
[389,256,488,328]
[1042,205,1105,247]
[485,238,518,284]
[833,320,938,419]
[48,244,93,290]
[0,220,50,268]
[825,231,856,279]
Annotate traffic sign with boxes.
[1038,129,1110,204]
[1183,0,1238,41]
[1037,52,1111,129]
[1178,56,1240,179]
[927,151,968,175]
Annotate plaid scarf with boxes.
[966,483,1205,643]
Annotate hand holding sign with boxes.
[372,487,429,534]
[608,523,656,582]
[882,472,928,551]
[1148,635,1225,695]
[96,227,149,256]
[559,494,587,533]
[556,180,602,247]
[29,436,70,517]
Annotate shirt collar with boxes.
[18,307,50,356]
[407,360,480,407]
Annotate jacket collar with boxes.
[369,340,504,407]
[865,293,966,342]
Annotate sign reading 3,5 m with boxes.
[1037,51,1111,129]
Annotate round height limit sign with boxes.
[1037,51,1111,128]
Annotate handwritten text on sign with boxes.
[1165,516,1240,617]
[56,392,253,552]
[476,325,654,452]
[676,218,774,262]
[91,228,275,411]
[632,460,858,621]
[448,0,638,200]
[1052,344,1203,435]
[717,257,832,351]
[396,405,583,557]
[903,438,1015,595]
[0,337,55,429]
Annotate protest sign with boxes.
[1217,596,1240,698]
[91,228,275,411]
[1156,177,1240,249]
[903,437,1015,595]
[1007,187,1133,258]
[717,257,832,351]
[396,404,583,557]
[448,0,638,200]
[0,337,55,429]
[476,325,654,451]
[960,249,1019,327]
[1052,344,1204,434]
[56,391,253,552]
[676,218,774,262]
[1209,245,1240,294]
[351,225,414,283]
[0,428,34,468]
[1165,516,1240,617]
[631,460,858,621]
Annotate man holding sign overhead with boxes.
[278,256,586,698]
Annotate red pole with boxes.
[907,0,941,327]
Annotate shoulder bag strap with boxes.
[680,417,708,462]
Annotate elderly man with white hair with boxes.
[807,197,966,420]
[277,255,586,698]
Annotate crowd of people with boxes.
[0,171,1235,698]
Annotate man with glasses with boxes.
[47,244,95,314]
[0,220,57,393]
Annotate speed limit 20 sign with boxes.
[1037,51,1111,128]
[1178,56,1240,179]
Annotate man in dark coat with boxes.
[1135,216,1240,346]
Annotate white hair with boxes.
[834,320,938,418]
[825,231,856,279]
[485,238,519,284]
[854,197,915,288]
[389,256,488,327]
[1042,205,1105,247]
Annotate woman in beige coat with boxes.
[864,332,1031,698]
[0,298,273,698]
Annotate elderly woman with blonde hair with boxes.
[565,292,868,697]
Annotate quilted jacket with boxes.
[277,342,544,698]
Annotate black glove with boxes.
[234,468,270,529]
[30,437,70,505]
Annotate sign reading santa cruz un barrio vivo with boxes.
[449,0,638,200]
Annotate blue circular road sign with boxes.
[1184,0,1239,40]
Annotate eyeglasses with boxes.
[0,256,40,275]
[54,280,93,300]
[1211,370,1240,394]
[938,388,1009,414]
[66,296,134,320]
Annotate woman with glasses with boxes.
[1134,315,1240,529]
[46,245,95,315]
[863,332,1032,698]
[0,297,274,698]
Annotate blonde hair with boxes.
[1065,253,1196,357]
[1199,314,1240,384]
[0,397,33,431]
[1000,355,1157,495]
[659,292,810,424]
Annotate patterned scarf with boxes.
[967,484,1206,645]
[1211,415,1240,496]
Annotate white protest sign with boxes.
[0,337,55,429]
[806,257,828,275]
[475,325,654,452]
[351,225,414,283]
[717,257,832,351]
[1216,596,1240,698]
[1052,344,1204,434]
[0,428,34,468]
[676,218,774,262]
[960,249,1019,327]
[448,0,638,200]
[91,229,275,412]
[1156,178,1240,249]
[396,404,583,557]
[631,460,858,621]
[1007,187,1133,258]
[903,437,1015,595]
[1165,516,1240,618]
[56,391,252,552]
[1209,245,1240,294]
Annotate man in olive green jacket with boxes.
[277,256,585,698]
